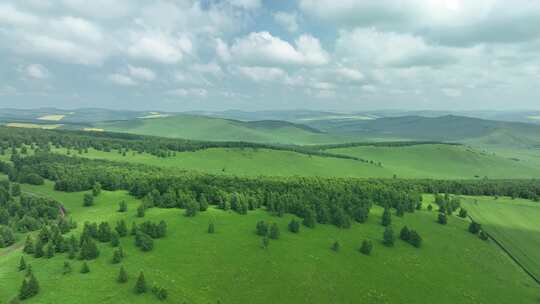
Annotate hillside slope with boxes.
[94,115,348,144]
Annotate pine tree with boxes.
[118,201,128,212]
[18,256,26,271]
[479,230,489,241]
[399,226,411,241]
[80,262,90,274]
[98,222,112,242]
[331,241,340,252]
[63,261,72,275]
[185,199,198,217]
[381,208,392,226]
[111,232,120,247]
[45,242,55,258]
[157,220,167,238]
[136,205,145,218]
[207,222,215,234]
[157,288,168,301]
[135,272,147,294]
[468,222,481,234]
[302,208,316,228]
[199,195,208,211]
[256,221,268,236]
[408,230,422,248]
[83,193,94,207]
[458,208,468,218]
[383,226,394,247]
[26,273,39,298]
[269,223,280,239]
[360,240,373,255]
[92,182,102,197]
[261,236,269,249]
[23,236,34,254]
[427,204,433,211]
[115,220,128,237]
[438,212,448,225]
[118,266,128,283]
[112,249,122,264]
[288,219,300,233]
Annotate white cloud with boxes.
[227,0,261,10]
[235,66,287,82]
[0,3,39,26]
[127,31,192,64]
[229,32,329,66]
[215,38,232,62]
[128,66,156,81]
[62,0,134,19]
[25,64,49,79]
[109,74,137,86]
[442,88,462,97]
[167,88,208,98]
[273,12,299,33]
[336,28,457,68]
[190,62,224,78]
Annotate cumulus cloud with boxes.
[273,12,299,33]
[227,0,261,10]
[235,66,287,82]
[167,88,208,98]
[25,64,49,79]
[228,32,329,66]
[109,74,137,86]
[127,31,192,64]
[336,28,457,68]
[128,66,156,81]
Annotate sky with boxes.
[1,0,540,112]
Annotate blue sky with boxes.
[1,0,540,112]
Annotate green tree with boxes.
[92,182,102,196]
[302,208,316,228]
[269,223,280,239]
[427,204,433,211]
[458,208,468,218]
[63,261,72,275]
[135,272,147,294]
[80,262,90,273]
[261,236,269,249]
[438,213,448,225]
[34,240,44,258]
[383,226,394,247]
[118,201,127,213]
[288,219,300,233]
[111,232,120,247]
[23,236,34,254]
[45,242,55,258]
[112,249,123,264]
[185,199,198,217]
[468,222,481,234]
[118,266,128,283]
[115,220,128,237]
[97,222,112,242]
[136,205,145,218]
[331,241,340,252]
[18,256,26,271]
[208,222,215,234]
[255,221,268,236]
[83,193,94,207]
[408,230,422,248]
[479,230,489,241]
[381,208,392,226]
[399,226,410,241]
[360,240,373,255]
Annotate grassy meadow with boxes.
[1,179,538,303]
[462,196,540,282]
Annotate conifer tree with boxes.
[118,201,128,213]
[383,226,394,247]
[92,182,102,197]
[399,226,411,241]
[302,208,316,228]
[360,240,373,255]
[83,193,94,207]
[288,219,300,233]
[111,232,120,247]
[468,222,481,234]
[112,249,123,264]
[116,220,128,237]
[63,261,72,275]
[458,208,468,218]
[34,240,44,258]
[157,220,167,238]
[408,230,422,248]
[256,221,268,236]
[97,222,112,242]
[381,208,392,226]
[18,256,26,271]
[269,223,280,240]
[137,205,145,218]
[118,266,128,283]
[331,241,340,252]
[208,222,215,234]
[261,236,269,249]
[80,262,90,274]
[438,212,448,225]
[135,272,147,294]
[23,236,34,254]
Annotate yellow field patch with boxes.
[37,114,66,121]
[6,123,63,129]
[83,128,105,132]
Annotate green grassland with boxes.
[94,115,351,145]
[328,144,540,179]
[462,196,540,282]
[46,144,540,180]
[1,180,538,303]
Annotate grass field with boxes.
[5,123,63,130]
[47,144,540,180]
[1,179,538,303]
[37,115,66,121]
[329,144,540,179]
[462,196,540,282]
[94,115,351,145]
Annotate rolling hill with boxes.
[93,115,349,145]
